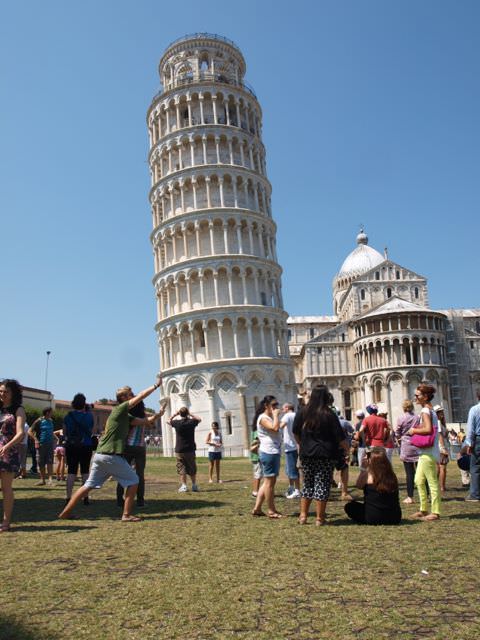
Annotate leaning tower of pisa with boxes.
[147,33,295,455]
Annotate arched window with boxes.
[387,288,392,298]
[476,320,480,334]
[396,270,400,279]
[375,271,380,280]
[414,287,419,299]
[343,390,352,421]
[374,380,383,403]
[361,289,365,301]
[224,411,233,435]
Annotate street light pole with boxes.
[44,350,51,390]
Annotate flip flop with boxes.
[121,515,142,522]
[251,510,266,517]
[267,512,285,519]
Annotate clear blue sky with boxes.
[1,1,479,401]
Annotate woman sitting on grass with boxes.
[293,385,348,526]
[344,447,402,525]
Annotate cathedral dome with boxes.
[337,230,384,279]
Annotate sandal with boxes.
[58,513,80,520]
[298,515,308,525]
[251,510,266,517]
[267,512,285,519]
[315,519,327,527]
[121,515,142,522]
[411,511,428,519]
[422,513,440,522]
[0,524,11,533]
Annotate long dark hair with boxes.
[302,385,334,431]
[251,395,276,432]
[368,447,398,493]
[0,379,23,413]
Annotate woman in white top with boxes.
[252,395,284,519]
[408,384,441,521]
[206,422,223,484]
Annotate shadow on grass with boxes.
[0,616,56,640]
[447,512,480,520]
[13,495,227,524]
[11,524,97,533]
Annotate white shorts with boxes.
[83,453,138,490]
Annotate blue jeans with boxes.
[259,452,280,477]
[284,450,299,480]
[470,441,480,500]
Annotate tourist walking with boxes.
[409,384,441,521]
[59,379,162,521]
[62,394,94,505]
[29,408,55,486]
[250,428,262,497]
[16,421,30,479]
[336,412,354,501]
[169,407,202,492]
[354,410,366,467]
[251,396,284,519]
[344,447,402,525]
[206,421,223,484]
[281,403,300,499]
[357,404,388,449]
[394,400,419,504]
[434,405,450,493]
[465,389,480,502]
[292,386,348,526]
[0,379,27,532]
[378,407,395,463]
[53,428,66,481]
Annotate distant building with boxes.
[54,400,114,433]
[21,386,54,411]
[288,230,480,425]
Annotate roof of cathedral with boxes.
[337,230,385,280]
[287,316,337,323]
[359,296,441,319]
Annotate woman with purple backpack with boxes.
[408,384,441,521]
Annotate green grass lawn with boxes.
[1,456,479,640]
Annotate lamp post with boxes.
[44,350,51,390]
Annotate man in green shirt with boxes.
[59,378,163,522]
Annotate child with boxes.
[250,428,263,497]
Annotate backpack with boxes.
[65,412,83,446]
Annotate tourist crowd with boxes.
[0,377,479,530]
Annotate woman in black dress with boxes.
[345,447,402,525]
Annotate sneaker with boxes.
[191,484,200,492]
[284,487,294,498]
[465,496,480,502]
[251,491,258,498]
[286,489,301,499]
[178,484,188,493]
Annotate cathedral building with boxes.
[288,230,480,426]
[147,34,295,455]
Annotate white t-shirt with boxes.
[281,411,297,452]
[419,407,440,461]
[207,431,222,453]
[257,413,282,455]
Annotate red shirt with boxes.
[362,415,388,446]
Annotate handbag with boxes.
[411,410,437,448]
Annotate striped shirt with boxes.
[126,425,145,447]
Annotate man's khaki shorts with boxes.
[176,452,197,477]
